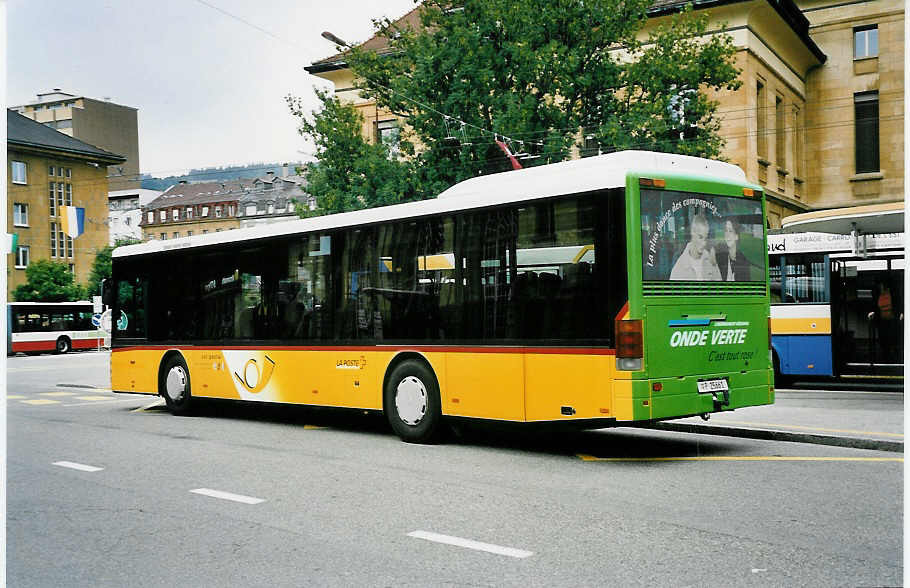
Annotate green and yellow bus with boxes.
[108,150,773,442]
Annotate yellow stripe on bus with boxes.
[771,317,831,335]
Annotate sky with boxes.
[6,0,417,177]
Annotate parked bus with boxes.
[7,301,103,354]
[769,230,904,383]
[108,151,773,442]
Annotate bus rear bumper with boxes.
[616,369,774,422]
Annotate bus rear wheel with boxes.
[55,337,71,354]
[160,355,193,415]
[384,359,442,444]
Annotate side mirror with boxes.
[101,278,114,306]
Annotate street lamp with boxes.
[321,31,350,48]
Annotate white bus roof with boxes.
[779,201,904,234]
[114,150,747,260]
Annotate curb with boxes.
[56,383,101,390]
[640,422,904,453]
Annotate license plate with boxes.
[697,379,729,394]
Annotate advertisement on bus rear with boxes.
[640,189,765,282]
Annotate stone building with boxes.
[305,0,903,226]
[141,166,311,239]
[7,110,126,299]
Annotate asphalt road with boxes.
[7,351,903,587]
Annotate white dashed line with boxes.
[190,488,265,504]
[407,530,533,559]
[53,461,104,472]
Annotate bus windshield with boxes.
[640,189,765,282]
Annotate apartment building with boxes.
[12,89,141,191]
[7,110,126,299]
[305,0,903,226]
[141,168,311,239]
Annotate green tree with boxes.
[295,0,741,209]
[85,238,140,296]
[13,260,86,302]
[287,88,419,216]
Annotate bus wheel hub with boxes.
[166,366,187,401]
[395,376,427,426]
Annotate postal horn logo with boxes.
[234,355,276,394]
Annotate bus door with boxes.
[832,257,903,376]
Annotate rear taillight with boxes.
[616,319,643,358]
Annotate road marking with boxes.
[304,425,326,430]
[53,461,104,472]
[190,488,265,505]
[22,399,60,405]
[706,420,903,438]
[62,398,142,407]
[7,395,26,399]
[132,399,166,412]
[41,391,78,397]
[407,530,533,559]
[577,454,903,462]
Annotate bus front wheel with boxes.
[384,359,442,444]
[55,337,71,354]
[160,355,193,416]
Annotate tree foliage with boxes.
[293,0,741,213]
[13,260,86,302]
[287,88,419,215]
[85,238,141,297]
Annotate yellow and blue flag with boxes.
[60,206,85,238]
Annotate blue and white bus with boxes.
[768,230,903,383]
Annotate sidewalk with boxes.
[640,388,904,452]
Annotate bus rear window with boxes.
[640,189,765,282]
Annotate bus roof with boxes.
[8,301,92,307]
[114,150,747,260]
[779,201,904,234]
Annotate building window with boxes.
[268,203,274,214]
[50,223,58,257]
[49,183,57,216]
[855,91,879,173]
[186,207,193,219]
[202,206,209,217]
[756,81,767,159]
[65,167,72,178]
[228,205,235,216]
[793,106,803,179]
[15,246,29,269]
[160,233,166,240]
[49,165,56,176]
[59,228,67,257]
[187,231,193,237]
[160,210,166,222]
[202,230,209,234]
[246,204,257,216]
[68,264,75,274]
[67,236,74,258]
[124,217,131,226]
[854,25,878,59]
[172,209,179,221]
[377,120,400,156]
[11,161,27,184]
[13,203,28,227]
[775,95,786,169]
[215,205,223,218]
[57,183,65,207]
[147,211,154,224]
[173,232,179,239]
[216,228,222,232]
[65,183,72,206]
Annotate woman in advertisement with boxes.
[716,218,752,281]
